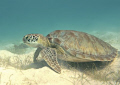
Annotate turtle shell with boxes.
[46,30,117,61]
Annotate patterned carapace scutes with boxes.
[46,30,117,61]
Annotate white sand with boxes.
[0,51,120,85]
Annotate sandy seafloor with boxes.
[0,31,120,85]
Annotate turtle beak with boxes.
[23,37,25,42]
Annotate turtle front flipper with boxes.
[34,47,43,63]
[40,47,61,73]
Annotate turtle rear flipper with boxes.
[41,47,61,73]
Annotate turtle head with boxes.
[23,34,49,48]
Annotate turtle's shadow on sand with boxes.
[21,60,50,70]
[64,61,112,71]
[21,59,112,73]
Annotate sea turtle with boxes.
[23,30,118,73]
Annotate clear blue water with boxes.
[0,0,120,49]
